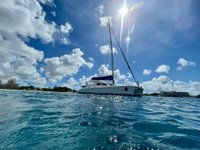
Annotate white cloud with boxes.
[155,64,170,73]
[43,48,93,83]
[127,73,132,79]
[55,22,73,45]
[62,77,79,89]
[0,0,60,86]
[89,57,94,62]
[0,1,72,44]
[177,58,196,70]
[99,45,117,55]
[143,69,152,75]
[60,22,73,34]
[51,11,56,17]
[79,75,96,87]
[98,64,126,81]
[0,52,47,86]
[38,0,54,5]
[99,16,112,27]
[98,64,111,76]
[60,37,70,45]
[142,75,200,96]
[0,1,57,43]
[96,4,104,15]
[0,0,74,86]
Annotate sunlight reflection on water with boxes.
[0,90,200,149]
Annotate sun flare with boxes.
[126,36,130,42]
[119,5,128,17]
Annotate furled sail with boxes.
[91,75,113,81]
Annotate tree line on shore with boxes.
[0,79,18,89]
[0,79,76,92]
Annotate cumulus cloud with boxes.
[60,22,73,34]
[0,0,74,86]
[54,22,73,45]
[62,77,79,89]
[79,75,96,87]
[98,64,127,82]
[99,16,112,27]
[0,51,47,86]
[38,0,54,5]
[98,64,111,76]
[177,58,196,70]
[155,64,170,73]
[99,45,117,55]
[96,4,104,15]
[0,0,60,85]
[143,69,152,75]
[142,75,200,96]
[0,1,57,43]
[59,37,70,45]
[43,48,93,83]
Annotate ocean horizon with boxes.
[0,90,200,150]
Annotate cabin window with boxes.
[101,83,107,85]
[96,83,107,86]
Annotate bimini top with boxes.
[91,75,113,81]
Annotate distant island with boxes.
[144,91,200,98]
[0,79,76,93]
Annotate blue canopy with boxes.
[91,75,113,81]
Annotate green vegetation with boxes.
[0,79,18,89]
[0,79,76,93]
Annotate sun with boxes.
[126,36,130,42]
[119,5,128,17]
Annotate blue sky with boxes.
[0,0,200,94]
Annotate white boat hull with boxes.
[79,86,143,96]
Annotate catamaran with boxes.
[79,20,143,96]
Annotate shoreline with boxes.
[0,88,77,94]
[0,88,199,98]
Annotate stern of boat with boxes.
[134,87,144,97]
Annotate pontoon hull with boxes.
[79,86,143,96]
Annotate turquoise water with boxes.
[0,90,200,150]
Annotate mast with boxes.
[108,19,115,85]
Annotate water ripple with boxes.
[0,90,200,149]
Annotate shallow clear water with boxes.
[0,90,200,150]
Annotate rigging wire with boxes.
[111,28,140,87]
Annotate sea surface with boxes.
[0,90,200,150]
